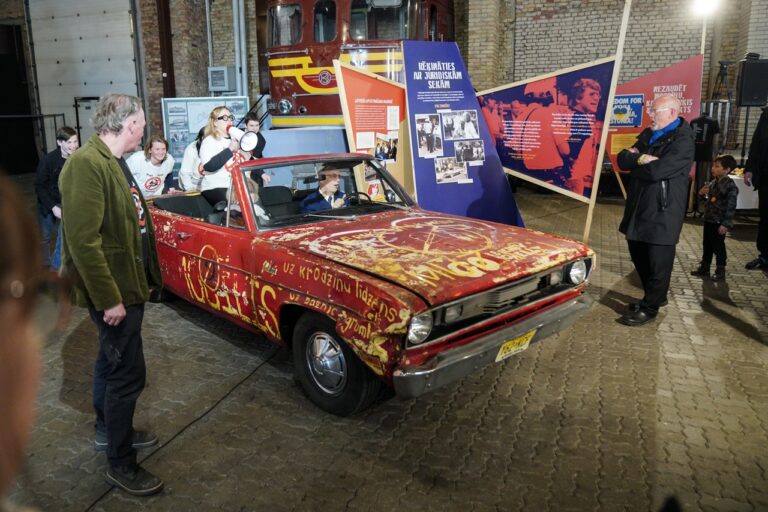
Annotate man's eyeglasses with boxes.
[647,107,671,115]
[217,115,235,121]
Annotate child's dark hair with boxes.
[714,154,737,172]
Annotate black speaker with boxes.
[737,59,768,106]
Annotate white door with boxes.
[28,0,138,146]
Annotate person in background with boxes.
[126,135,175,198]
[0,176,44,507]
[243,112,271,187]
[199,106,243,205]
[616,95,694,326]
[178,128,205,192]
[59,93,164,497]
[299,168,348,213]
[744,105,768,270]
[691,154,739,281]
[35,126,79,269]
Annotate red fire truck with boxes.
[257,0,455,127]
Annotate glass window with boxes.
[267,4,302,47]
[314,1,336,42]
[350,0,407,40]
[429,5,437,41]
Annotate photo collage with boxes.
[415,109,485,184]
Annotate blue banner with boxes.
[611,94,644,127]
[402,41,523,226]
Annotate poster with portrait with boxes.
[478,57,615,203]
[403,40,523,226]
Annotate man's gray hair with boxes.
[91,93,142,135]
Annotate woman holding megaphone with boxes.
[199,106,257,205]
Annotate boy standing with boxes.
[691,154,739,281]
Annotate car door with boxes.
[174,178,260,330]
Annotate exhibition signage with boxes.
[606,55,704,181]
[402,40,523,227]
[161,96,249,178]
[477,57,616,204]
[334,61,412,195]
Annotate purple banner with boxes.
[403,40,523,226]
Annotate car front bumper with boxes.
[392,293,594,399]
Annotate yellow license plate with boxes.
[495,330,536,362]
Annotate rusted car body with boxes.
[149,154,594,415]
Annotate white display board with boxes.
[161,96,250,177]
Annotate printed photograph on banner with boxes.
[442,110,480,140]
[387,131,399,162]
[415,114,443,158]
[479,59,614,199]
[364,162,378,181]
[434,157,468,184]
[455,140,485,166]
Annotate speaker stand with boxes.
[740,106,751,167]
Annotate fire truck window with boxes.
[268,4,302,47]
[314,1,336,42]
[350,0,406,40]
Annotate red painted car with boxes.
[149,154,594,415]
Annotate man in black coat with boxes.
[744,106,768,270]
[617,95,695,326]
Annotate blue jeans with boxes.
[51,222,63,270]
[38,210,56,268]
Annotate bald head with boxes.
[649,95,680,131]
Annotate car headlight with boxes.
[407,312,433,344]
[278,99,293,114]
[567,260,588,284]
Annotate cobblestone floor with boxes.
[7,183,768,512]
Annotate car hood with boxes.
[264,210,591,305]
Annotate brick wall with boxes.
[137,0,164,137]
[170,0,209,98]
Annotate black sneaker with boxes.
[95,430,159,452]
[745,257,768,270]
[105,464,164,496]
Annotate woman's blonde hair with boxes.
[143,135,169,162]
[203,106,230,140]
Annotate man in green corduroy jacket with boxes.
[60,93,164,497]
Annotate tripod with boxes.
[712,61,733,101]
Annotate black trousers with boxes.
[702,221,727,267]
[89,304,147,468]
[758,185,768,259]
[627,240,676,311]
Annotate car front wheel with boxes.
[293,312,382,416]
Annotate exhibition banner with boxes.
[402,40,523,226]
[478,57,616,203]
[607,55,704,175]
[334,61,412,195]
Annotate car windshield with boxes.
[237,158,413,229]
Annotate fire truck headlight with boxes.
[278,99,293,114]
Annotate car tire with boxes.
[292,312,382,416]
